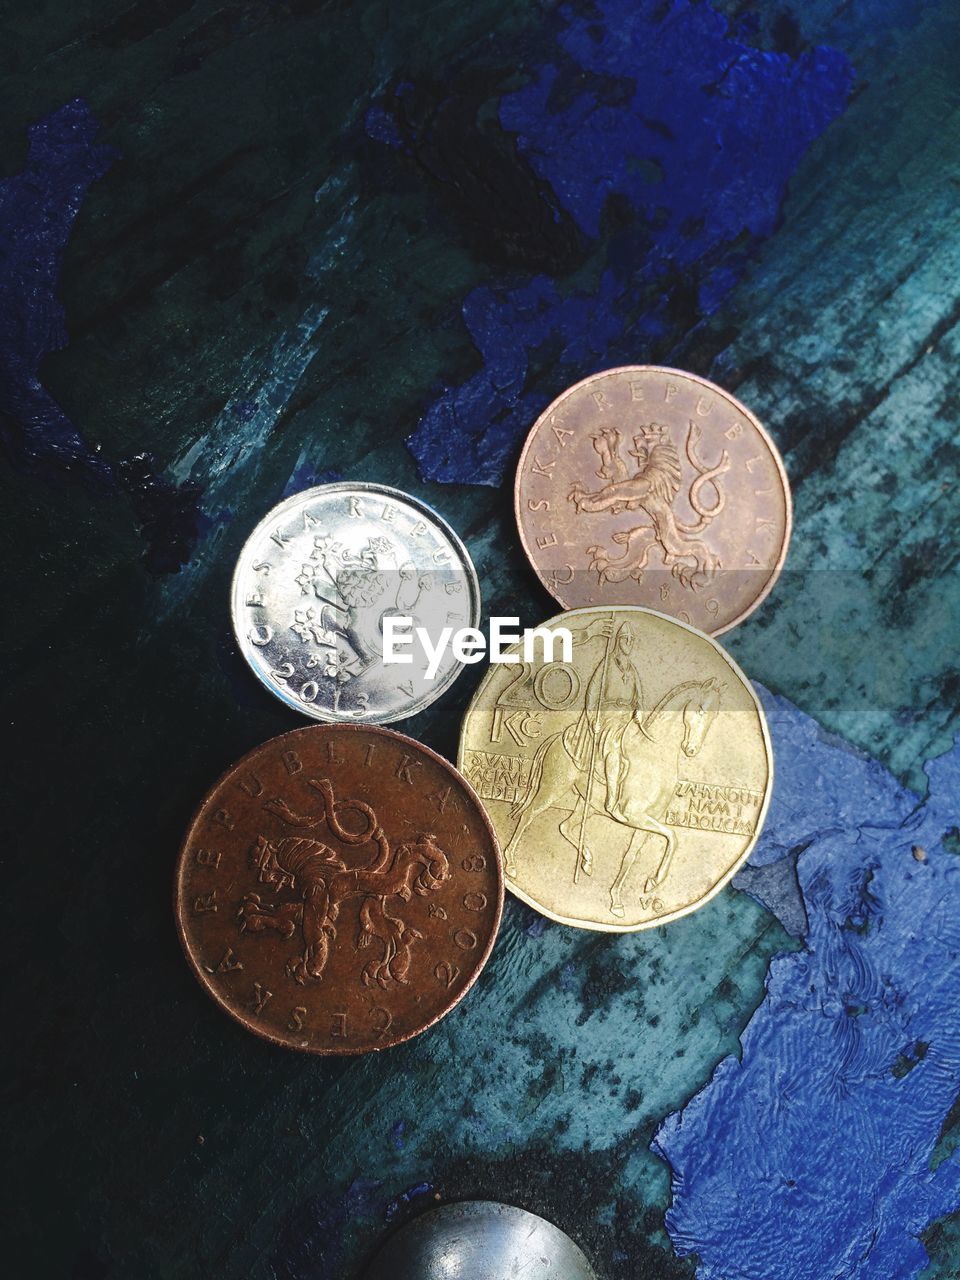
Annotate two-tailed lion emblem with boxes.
[568,421,729,590]
[237,778,450,988]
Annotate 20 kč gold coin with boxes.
[458,606,772,932]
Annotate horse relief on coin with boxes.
[232,483,480,722]
[176,725,503,1052]
[514,367,791,634]
[458,606,772,932]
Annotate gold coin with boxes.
[458,606,772,931]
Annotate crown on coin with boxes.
[629,422,668,456]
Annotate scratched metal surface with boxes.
[2,1,958,1277]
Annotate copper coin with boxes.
[514,366,792,634]
[175,725,503,1054]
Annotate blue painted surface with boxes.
[0,101,214,573]
[655,691,960,1279]
[385,1182,435,1222]
[400,0,853,485]
[273,1179,383,1280]
[0,99,115,483]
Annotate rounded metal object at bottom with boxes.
[363,1201,597,1280]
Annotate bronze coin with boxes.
[175,724,503,1054]
[514,366,792,635]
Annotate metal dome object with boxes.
[363,1200,597,1279]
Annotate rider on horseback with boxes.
[562,622,644,826]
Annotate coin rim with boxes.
[513,366,793,636]
[457,604,774,933]
[230,481,482,723]
[175,723,505,1053]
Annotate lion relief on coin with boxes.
[237,777,450,988]
[567,421,729,590]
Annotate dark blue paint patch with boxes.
[231,400,261,422]
[400,0,853,485]
[0,100,116,485]
[364,103,407,151]
[281,466,342,499]
[272,1178,382,1280]
[273,1178,435,1278]
[0,101,209,574]
[517,900,549,938]
[384,1181,435,1222]
[559,961,577,995]
[654,689,960,1279]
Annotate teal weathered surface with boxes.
[2,1,958,1276]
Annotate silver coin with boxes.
[231,483,481,723]
[363,1201,597,1279]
